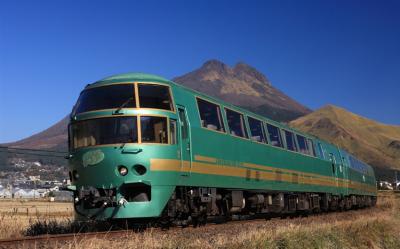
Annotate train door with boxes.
[338,151,349,195]
[177,105,192,176]
[329,153,339,189]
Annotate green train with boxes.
[66,73,377,225]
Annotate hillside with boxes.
[3,116,69,151]
[289,105,400,179]
[174,60,311,122]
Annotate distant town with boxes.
[0,156,72,201]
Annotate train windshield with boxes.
[138,84,173,111]
[71,117,138,149]
[73,84,136,115]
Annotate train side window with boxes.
[225,108,248,138]
[170,119,177,144]
[248,117,267,143]
[317,143,325,159]
[178,109,188,139]
[329,153,336,174]
[284,130,298,152]
[138,84,173,111]
[140,116,168,144]
[307,139,316,157]
[296,135,309,155]
[196,98,225,132]
[266,124,283,148]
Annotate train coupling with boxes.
[74,186,117,209]
[118,197,128,207]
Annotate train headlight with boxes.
[118,166,128,176]
[73,170,79,180]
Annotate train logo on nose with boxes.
[82,149,105,167]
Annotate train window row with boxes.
[73,83,174,115]
[349,156,368,174]
[196,98,317,157]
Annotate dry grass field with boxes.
[1,192,399,249]
[0,199,73,239]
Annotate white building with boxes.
[26,189,40,199]
[37,189,50,198]
[12,189,28,198]
[0,188,12,198]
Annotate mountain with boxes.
[3,116,69,151]
[173,60,311,122]
[289,105,400,179]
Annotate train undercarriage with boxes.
[158,186,377,228]
[73,185,377,229]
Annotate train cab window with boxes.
[196,98,225,132]
[284,130,298,152]
[248,117,267,143]
[138,84,173,111]
[307,139,316,157]
[140,116,168,143]
[170,119,177,144]
[266,124,283,148]
[225,109,248,138]
[73,84,136,115]
[296,135,309,155]
[71,117,138,149]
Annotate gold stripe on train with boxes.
[150,159,376,193]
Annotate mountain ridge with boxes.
[289,104,400,179]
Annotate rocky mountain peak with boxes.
[173,59,310,121]
[196,60,271,86]
[233,62,271,86]
[201,59,229,73]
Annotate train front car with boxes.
[67,73,179,221]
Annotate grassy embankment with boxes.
[66,191,400,249]
[1,192,399,248]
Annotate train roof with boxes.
[88,73,171,88]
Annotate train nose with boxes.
[69,146,148,185]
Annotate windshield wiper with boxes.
[113,97,133,115]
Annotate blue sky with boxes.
[0,0,399,143]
